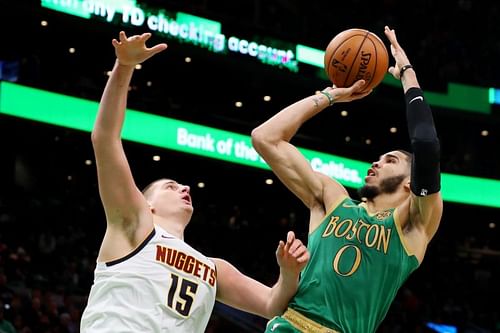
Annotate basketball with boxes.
[324,28,389,93]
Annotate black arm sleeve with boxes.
[405,87,441,196]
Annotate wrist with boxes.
[399,64,414,78]
[319,88,335,106]
[115,59,136,68]
[279,268,300,283]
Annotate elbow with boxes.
[90,130,104,147]
[411,138,440,163]
[91,129,117,148]
[410,139,441,196]
[250,127,264,152]
[251,127,275,154]
[90,131,99,145]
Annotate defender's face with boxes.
[150,179,193,212]
[365,151,410,185]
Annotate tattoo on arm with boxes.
[312,95,321,107]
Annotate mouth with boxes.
[366,168,377,177]
[182,194,191,204]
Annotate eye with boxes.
[165,183,178,190]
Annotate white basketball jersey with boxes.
[80,225,217,333]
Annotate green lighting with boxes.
[41,0,91,19]
[296,44,324,67]
[41,0,138,20]
[424,83,490,114]
[1,82,499,208]
[441,174,500,208]
[176,12,221,35]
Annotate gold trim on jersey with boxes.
[392,207,418,261]
[282,308,340,333]
[310,195,349,235]
[358,202,378,217]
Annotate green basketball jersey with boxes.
[288,196,419,333]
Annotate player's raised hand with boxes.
[276,231,309,276]
[324,79,372,104]
[384,26,411,80]
[112,31,167,66]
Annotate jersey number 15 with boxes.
[167,273,198,316]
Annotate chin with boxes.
[184,205,194,214]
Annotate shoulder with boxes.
[316,172,350,210]
[210,258,243,293]
[211,258,235,272]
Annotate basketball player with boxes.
[80,31,310,332]
[251,26,443,333]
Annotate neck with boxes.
[365,190,408,213]
[153,214,188,240]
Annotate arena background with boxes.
[0,0,499,332]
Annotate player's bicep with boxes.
[410,192,443,240]
[92,138,147,223]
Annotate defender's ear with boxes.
[148,202,155,213]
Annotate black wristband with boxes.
[399,64,413,78]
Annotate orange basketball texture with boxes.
[324,29,389,93]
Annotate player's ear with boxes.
[147,202,155,213]
[404,178,411,192]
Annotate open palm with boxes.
[112,31,167,66]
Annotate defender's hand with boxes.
[112,31,167,66]
[276,231,309,277]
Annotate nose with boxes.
[372,161,380,168]
[181,184,190,193]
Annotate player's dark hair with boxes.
[396,149,413,166]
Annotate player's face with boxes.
[150,179,193,212]
[358,151,410,200]
[365,151,410,186]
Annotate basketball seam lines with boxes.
[369,37,377,90]
[327,31,387,90]
[327,33,366,86]
[343,31,370,88]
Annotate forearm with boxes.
[400,66,420,93]
[252,91,331,144]
[92,60,135,141]
[265,270,299,317]
[405,86,441,196]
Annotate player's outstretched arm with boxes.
[384,26,443,240]
[213,231,309,319]
[92,32,167,225]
